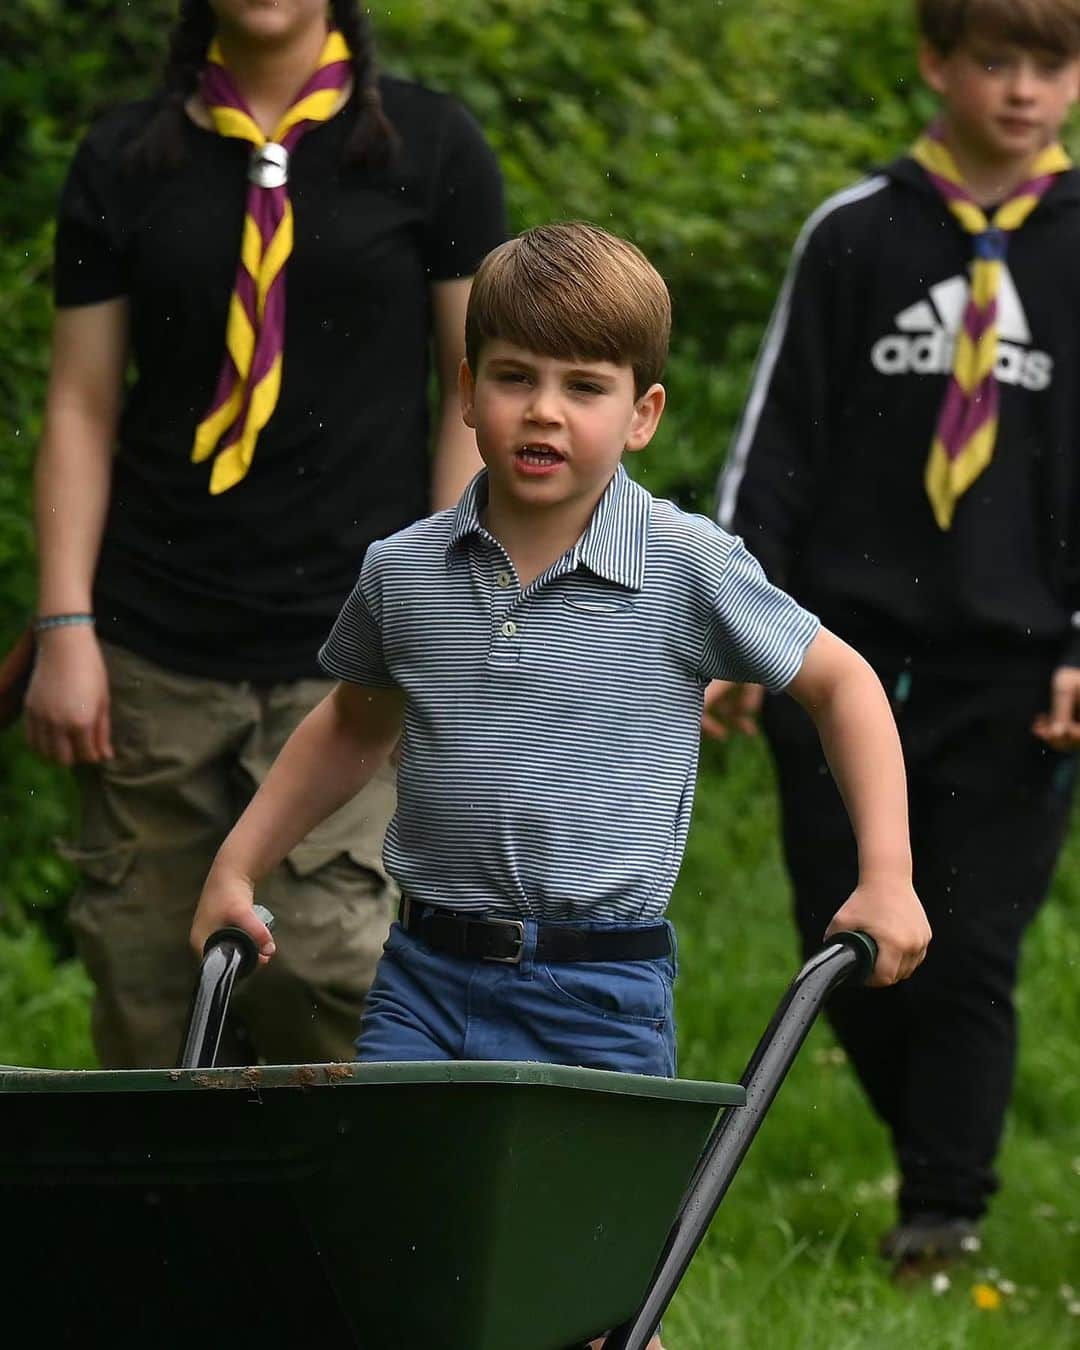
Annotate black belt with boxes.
[398,897,670,965]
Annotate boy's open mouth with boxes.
[516,444,565,467]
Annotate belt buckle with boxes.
[483,917,526,964]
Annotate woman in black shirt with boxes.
[25,0,505,1068]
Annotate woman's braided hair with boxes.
[129,0,396,170]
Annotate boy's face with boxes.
[920,36,1080,164]
[459,340,665,517]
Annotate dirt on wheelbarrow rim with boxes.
[0,1057,746,1102]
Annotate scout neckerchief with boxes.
[910,128,1071,530]
[192,29,352,494]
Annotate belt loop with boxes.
[665,918,679,980]
[518,917,539,980]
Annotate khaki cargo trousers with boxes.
[64,641,396,1069]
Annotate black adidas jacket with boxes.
[717,156,1080,674]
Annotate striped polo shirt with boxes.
[319,466,819,922]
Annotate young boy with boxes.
[711,0,1080,1276]
[191,223,928,1092]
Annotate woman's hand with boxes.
[24,625,113,765]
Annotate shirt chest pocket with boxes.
[525,589,659,730]
[548,585,643,662]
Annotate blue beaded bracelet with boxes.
[32,613,95,633]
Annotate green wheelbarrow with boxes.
[0,913,876,1349]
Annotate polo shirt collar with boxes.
[448,471,488,551]
[576,465,649,590]
[447,465,650,591]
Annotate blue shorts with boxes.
[356,914,677,1077]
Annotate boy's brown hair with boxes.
[917,0,1080,55]
[465,222,672,397]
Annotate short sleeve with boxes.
[700,539,820,691]
[54,134,127,307]
[318,545,398,688]
[424,97,506,280]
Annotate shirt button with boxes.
[500,620,517,638]
[496,570,512,589]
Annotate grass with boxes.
[2,732,1077,1344]
[665,734,1080,1348]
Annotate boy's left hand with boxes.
[825,879,931,988]
[1031,665,1080,751]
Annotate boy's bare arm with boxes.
[786,629,931,987]
[190,682,404,960]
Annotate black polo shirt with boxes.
[54,75,506,680]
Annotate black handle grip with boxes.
[200,903,276,980]
[604,930,876,1350]
[831,928,878,984]
[178,905,275,1071]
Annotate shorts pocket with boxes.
[56,839,138,889]
[284,842,384,885]
[279,843,394,944]
[382,920,443,969]
[539,958,670,1027]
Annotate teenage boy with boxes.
[191,224,928,1089]
[711,0,1080,1276]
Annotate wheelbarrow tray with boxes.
[0,1059,742,1348]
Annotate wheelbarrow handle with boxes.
[603,930,877,1350]
[176,904,275,1071]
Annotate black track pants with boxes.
[762,662,1075,1220]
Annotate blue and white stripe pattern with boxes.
[320,467,819,922]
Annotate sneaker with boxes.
[880,1213,981,1281]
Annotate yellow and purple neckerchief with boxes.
[193,30,351,494]
[911,128,1071,530]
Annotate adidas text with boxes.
[871,332,1053,391]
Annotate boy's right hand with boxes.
[190,865,276,965]
[702,679,764,741]
[825,877,931,987]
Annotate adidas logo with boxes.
[871,268,1052,391]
